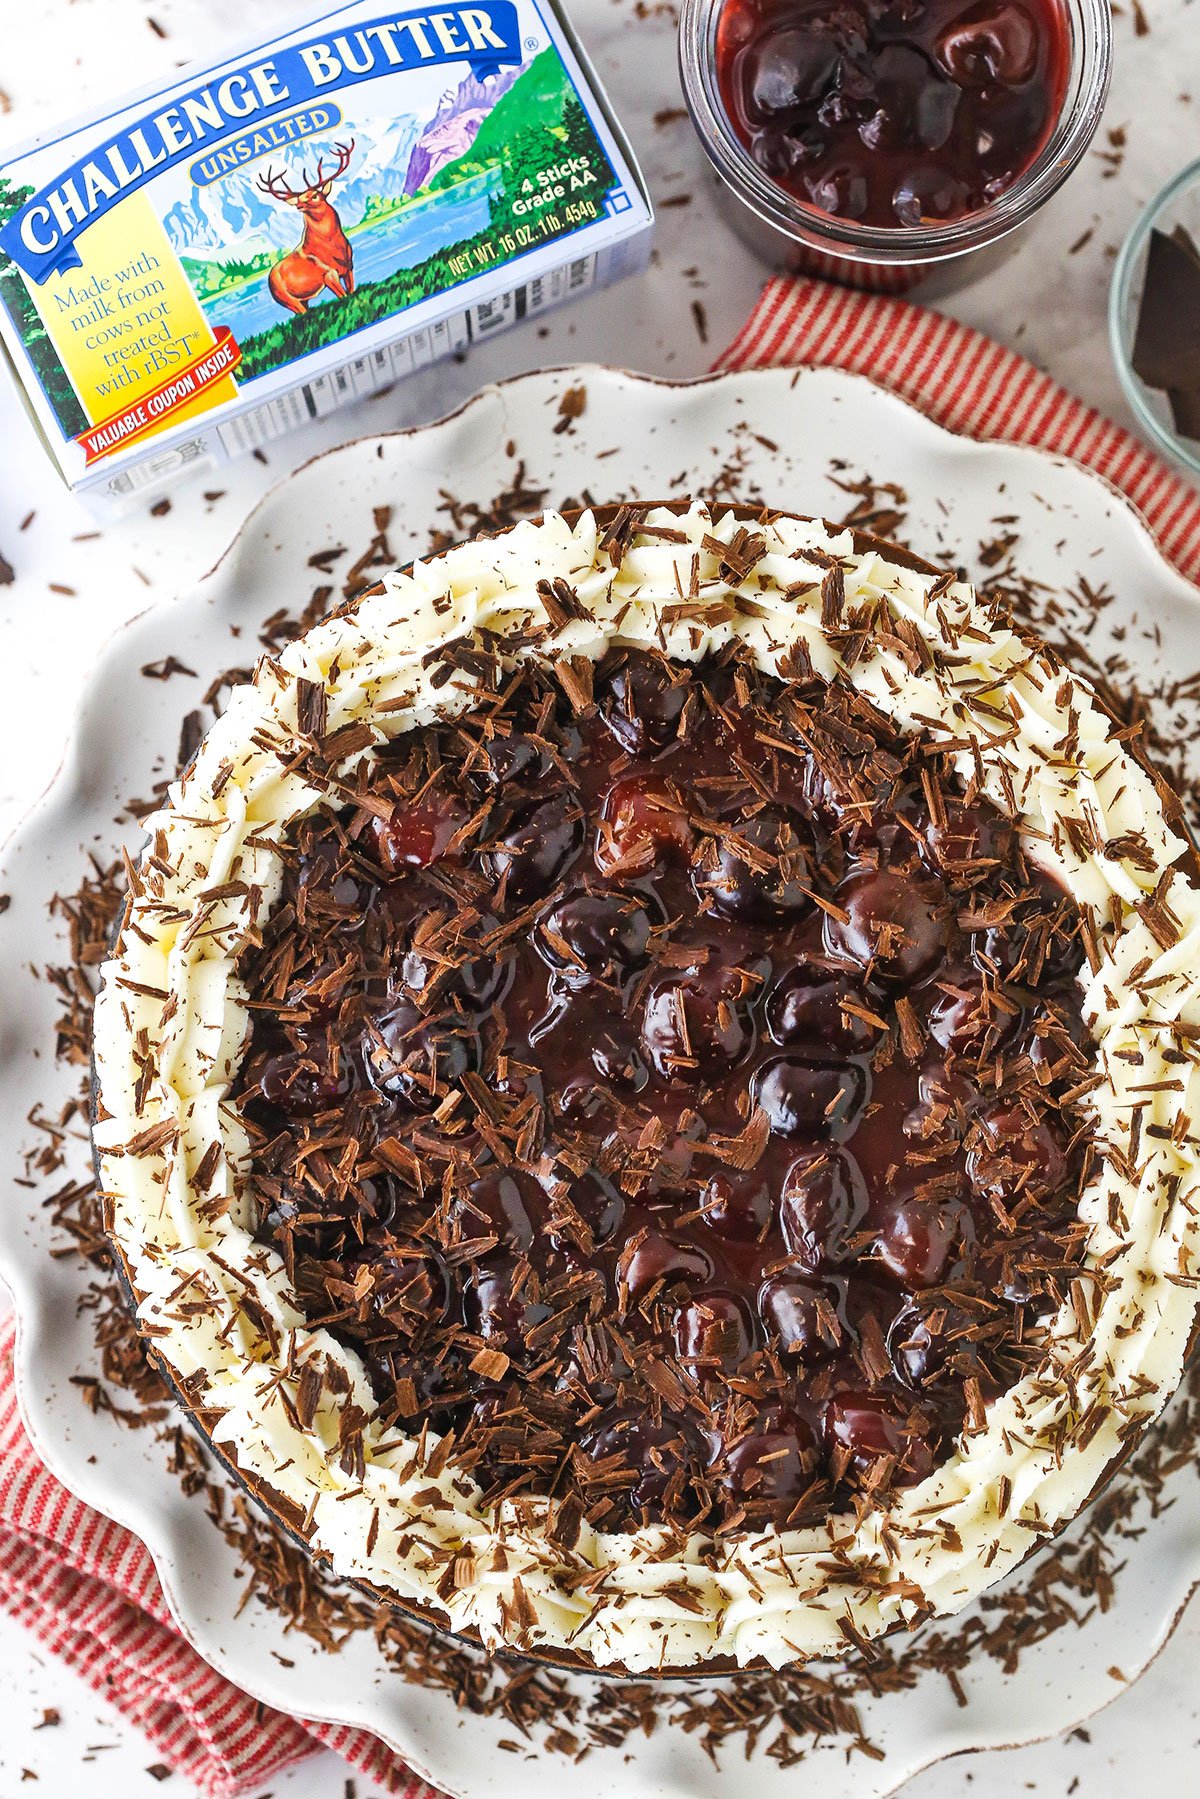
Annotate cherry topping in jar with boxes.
[715,0,1071,228]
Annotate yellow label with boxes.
[25,191,238,439]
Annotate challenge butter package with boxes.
[0,1,652,507]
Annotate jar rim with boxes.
[677,0,1113,266]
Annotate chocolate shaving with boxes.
[296,676,329,741]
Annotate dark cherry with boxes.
[342,1175,410,1241]
[825,1390,936,1483]
[692,806,814,922]
[475,730,568,792]
[753,1057,869,1138]
[780,1144,869,1266]
[767,956,883,1053]
[742,28,841,123]
[364,1348,458,1417]
[537,890,653,978]
[806,162,870,217]
[351,1175,404,1232]
[759,1269,847,1361]
[556,1074,609,1120]
[262,1175,395,1247]
[259,1040,350,1116]
[595,773,693,875]
[298,841,369,914]
[818,774,923,859]
[402,918,512,1012]
[370,1250,452,1332]
[904,1060,980,1140]
[857,43,960,153]
[580,1411,698,1513]
[923,799,1015,875]
[590,1029,649,1092]
[889,1300,979,1387]
[491,1059,544,1108]
[487,793,583,903]
[756,125,831,179]
[674,1291,756,1367]
[543,1167,627,1247]
[364,1000,474,1103]
[372,798,465,871]
[701,1169,774,1239]
[925,963,1017,1056]
[967,1103,1069,1204]
[641,955,759,1079]
[454,1168,542,1252]
[874,1194,966,1287]
[600,657,688,754]
[877,0,931,24]
[824,869,949,986]
[976,909,1084,987]
[618,1230,713,1304]
[463,1253,552,1356]
[1023,993,1090,1079]
[973,81,1050,191]
[937,2,1039,84]
[334,872,364,907]
[980,1228,1074,1304]
[716,1409,819,1521]
[892,165,971,224]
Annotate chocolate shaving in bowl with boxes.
[24,478,1200,1769]
[1130,226,1200,441]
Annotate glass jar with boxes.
[678,0,1112,292]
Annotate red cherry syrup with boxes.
[715,0,1071,228]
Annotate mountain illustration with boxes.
[162,115,422,261]
[403,63,526,194]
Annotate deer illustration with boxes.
[255,141,356,317]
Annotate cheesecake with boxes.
[93,501,1200,1672]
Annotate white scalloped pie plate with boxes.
[3,364,1200,1799]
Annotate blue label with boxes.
[1,3,522,283]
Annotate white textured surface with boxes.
[1,0,1198,1791]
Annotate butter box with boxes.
[0,0,652,507]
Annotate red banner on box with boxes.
[76,327,242,465]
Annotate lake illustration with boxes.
[201,171,502,343]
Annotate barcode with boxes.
[214,322,475,456]
[471,293,515,335]
[106,437,209,495]
[510,256,599,326]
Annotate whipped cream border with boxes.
[92,503,1200,1672]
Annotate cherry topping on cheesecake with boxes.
[236,644,1091,1533]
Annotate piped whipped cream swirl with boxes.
[93,504,1200,1671]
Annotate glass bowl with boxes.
[1110,155,1200,481]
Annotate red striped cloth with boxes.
[2,279,1198,1798]
[0,1318,432,1798]
[716,277,1200,585]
